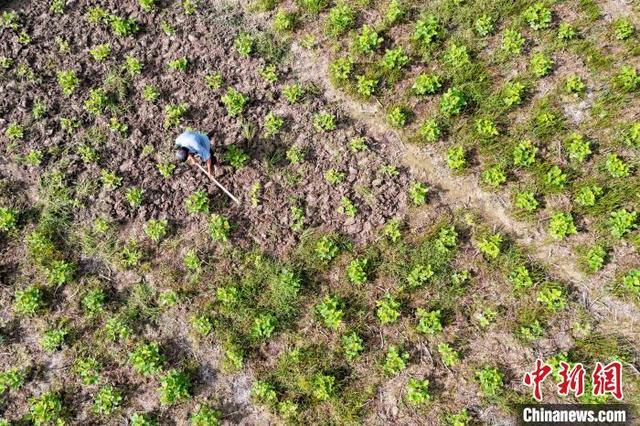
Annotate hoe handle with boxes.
[194,162,241,205]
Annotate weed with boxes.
[0,207,17,232]
[0,56,13,69]
[142,85,159,101]
[182,0,198,15]
[383,346,408,375]
[32,99,47,119]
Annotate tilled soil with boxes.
[0,0,411,257]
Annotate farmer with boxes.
[175,130,214,175]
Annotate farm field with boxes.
[0,0,639,424]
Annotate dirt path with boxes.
[286,41,640,340]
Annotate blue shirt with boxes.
[175,131,211,161]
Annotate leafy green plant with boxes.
[418,119,441,143]
[609,209,637,238]
[346,258,368,285]
[447,146,467,171]
[476,367,503,397]
[582,245,607,273]
[412,15,441,48]
[282,83,304,103]
[224,144,249,169]
[376,293,401,325]
[57,69,80,96]
[502,28,525,55]
[190,405,221,426]
[435,226,458,253]
[574,185,602,207]
[221,88,248,117]
[14,284,44,315]
[354,24,382,54]
[408,182,429,206]
[46,260,74,286]
[100,169,122,190]
[156,161,176,178]
[263,112,284,137]
[475,14,494,36]
[324,168,345,185]
[416,308,442,334]
[614,18,634,41]
[565,74,586,94]
[565,133,591,162]
[29,391,65,425]
[40,327,68,352]
[204,72,223,90]
[326,3,355,37]
[313,112,336,131]
[139,0,158,12]
[0,207,17,232]
[159,369,191,405]
[89,43,111,61]
[144,219,168,243]
[514,191,539,212]
[125,187,144,208]
[273,10,296,32]
[406,264,433,288]
[381,47,409,71]
[481,165,507,188]
[382,219,402,243]
[477,234,502,259]
[356,74,378,98]
[290,205,305,232]
[523,3,552,30]
[315,235,339,262]
[84,88,110,115]
[622,269,640,296]
[383,346,409,375]
[311,373,335,401]
[412,74,441,96]
[342,332,364,360]
[558,22,578,41]
[82,289,106,316]
[614,65,640,92]
[513,140,538,167]
[259,64,278,83]
[544,165,568,189]
[185,190,209,214]
[406,378,430,405]
[168,57,188,72]
[93,384,122,415]
[32,99,47,119]
[191,314,213,336]
[387,105,410,128]
[329,56,353,84]
[537,283,567,311]
[605,154,631,178]
[438,343,459,367]
[129,342,164,375]
[440,88,466,116]
[548,211,577,240]
[0,368,26,393]
[74,357,101,385]
[209,214,231,242]
[531,52,554,77]
[502,81,526,107]
[316,296,343,330]
[104,316,131,342]
[385,0,405,24]
[251,313,277,339]
[142,85,160,101]
[444,43,470,68]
